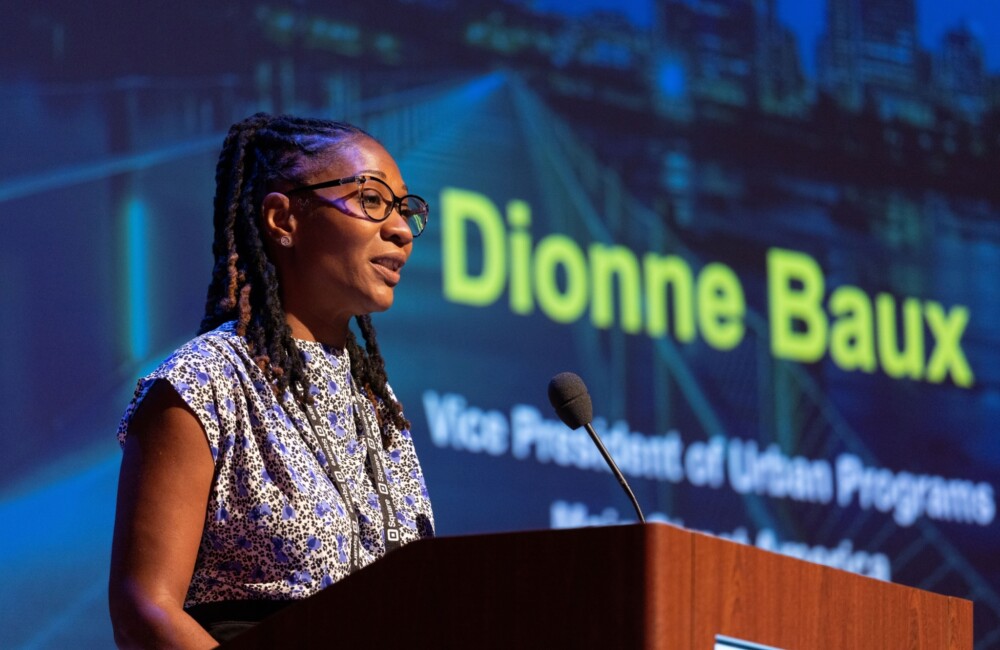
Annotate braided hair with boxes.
[199,112,410,444]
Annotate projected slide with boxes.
[2,1,998,647]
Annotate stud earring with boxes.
[279,236,292,247]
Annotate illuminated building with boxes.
[818,0,932,125]
[933,24,987,123]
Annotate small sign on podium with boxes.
[715,634,785,650]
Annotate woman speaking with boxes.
[109,113,435,647]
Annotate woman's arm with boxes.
[109,379,219,649]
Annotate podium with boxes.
[224,523,972,649]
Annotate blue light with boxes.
[0,454,119,649]
[657,60,687,99]
[0,136,219,203]
[125,197,150,361]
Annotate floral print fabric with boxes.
[118,321,434,607]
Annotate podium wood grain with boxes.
[224,523,972,649]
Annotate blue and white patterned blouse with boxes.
[118,321,435,607]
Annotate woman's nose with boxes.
[381,206,414,245]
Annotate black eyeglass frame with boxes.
[285,174,429,237]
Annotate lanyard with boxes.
[297,377,402,573]
[349,377,402,554]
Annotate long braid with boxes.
[199,113,408,445]
[345,316,411,447]
[356,315,409,433]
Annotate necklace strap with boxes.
[300,405,364,572]
[296,376,403,575]
[349,377,403,555]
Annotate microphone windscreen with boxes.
[548,372,593,429]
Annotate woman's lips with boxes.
[371,256,405,285]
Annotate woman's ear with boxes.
[262,192,296,244]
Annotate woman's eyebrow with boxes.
[357,169,409,193]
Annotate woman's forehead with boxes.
[310,137,403,184]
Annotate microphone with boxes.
[547,372,645,523]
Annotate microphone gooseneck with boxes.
[547,372,646,524]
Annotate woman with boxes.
[109,113,435,648]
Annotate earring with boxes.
[279,236,292,248]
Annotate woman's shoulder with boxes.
[131,322,263,411]
[118,322,260,448]
[176,320,245,356]
[155,322,252,377]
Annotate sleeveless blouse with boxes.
[117,322,435,607]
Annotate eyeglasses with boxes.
[286,175,429,237]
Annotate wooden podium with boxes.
[225,523,972,649]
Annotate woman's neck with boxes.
[284,311,350,348]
